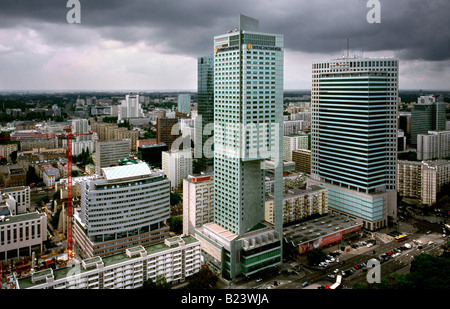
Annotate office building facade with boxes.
[74,163,171,258]
[197,15,284,281]
[195,56,215,173]
[311,57,399,230]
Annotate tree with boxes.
[170,191,182,206]
[9,150,17,163]
[306,247,328,266]
[169,216,182,234]
[188,265,218,289]
[142,275,170,289]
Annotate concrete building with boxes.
[292,149,311,174]
[156,117,180,149]
[283,134,308,161]
[162,150,193,190]
[0,143,18,162]
[417,130,450,160]
[43,167,60,188]
[397,160,422,200]
[74,162,171,258]
[397,160,450,205]
[421,160,450,205]
[196,14,284,281]
[17,235,202,289]
[94,139,130,174]
[283,214,361,254]
[265,185,328,225]
[118,94,145,122]
[0,211,47,261]
[0,186,30,215]
[183,173,214,235]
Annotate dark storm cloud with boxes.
[1,0,449,60]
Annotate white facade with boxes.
[283,120,304,135]
[0,212,47,261]
[0,186,30,215]
[421,160,450,205]
[43,167,60,187]
[283,135,308,161]
[417,130,450,160]
[75,162,171,258]
[118,94,145,121]
[183,174,214,235]
[162,150,193,190]
[17,236,202,289]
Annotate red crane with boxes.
[5,125,93,259]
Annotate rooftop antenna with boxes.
[346,38,349,58]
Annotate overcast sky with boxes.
[0,0,449,91]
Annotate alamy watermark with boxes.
[366,0,381,23]
[169,118,283,169]
[66,0,81,24]
[366,258,381,283]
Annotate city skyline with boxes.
[0,0,449,91]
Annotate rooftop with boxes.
[17,235,200,289]
[102,162,152,181]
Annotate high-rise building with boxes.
[194,56,215,173]
[74,162,171,258]
[310,56,399,230]
[94,140,130,174]
[417,130,450,160]
[162,149,193,190]
[118,94,145,122]
[177,94,191,114]
[411,97,446,145]
[156,117,181,150]
[183,173,214,235]
[195,15,284,281]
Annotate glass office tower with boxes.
[211,14,284,280]
[310,57,398,230]
[194,56,214,173]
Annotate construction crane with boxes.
[3,125,93,259]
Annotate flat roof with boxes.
[102,162,152,181]
[0,212,45,226]
[283,214,361,246]
[17,235,200,289]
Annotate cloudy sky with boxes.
[0,0,449,91]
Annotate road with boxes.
[274,229,446,289]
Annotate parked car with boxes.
[302,282,309,287]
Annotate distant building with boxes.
[43,167,60,188]
[94,140,130,174]
[265,185,328,225]
[137,143,168,169]
[156,117,180,150]
[177,94,191,114]
[292,149,311,174]
[411,97,446,145]
[397,160,450,205]
[417,130,450,160]
[162,150,193,190]
[2,167,27,188]
[0,143,18,162]
[118,94,145,122]
[0,186,30,215]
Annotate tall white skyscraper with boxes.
[195,15,284,282]
[118,94,145,121]
[309,56,399,230]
